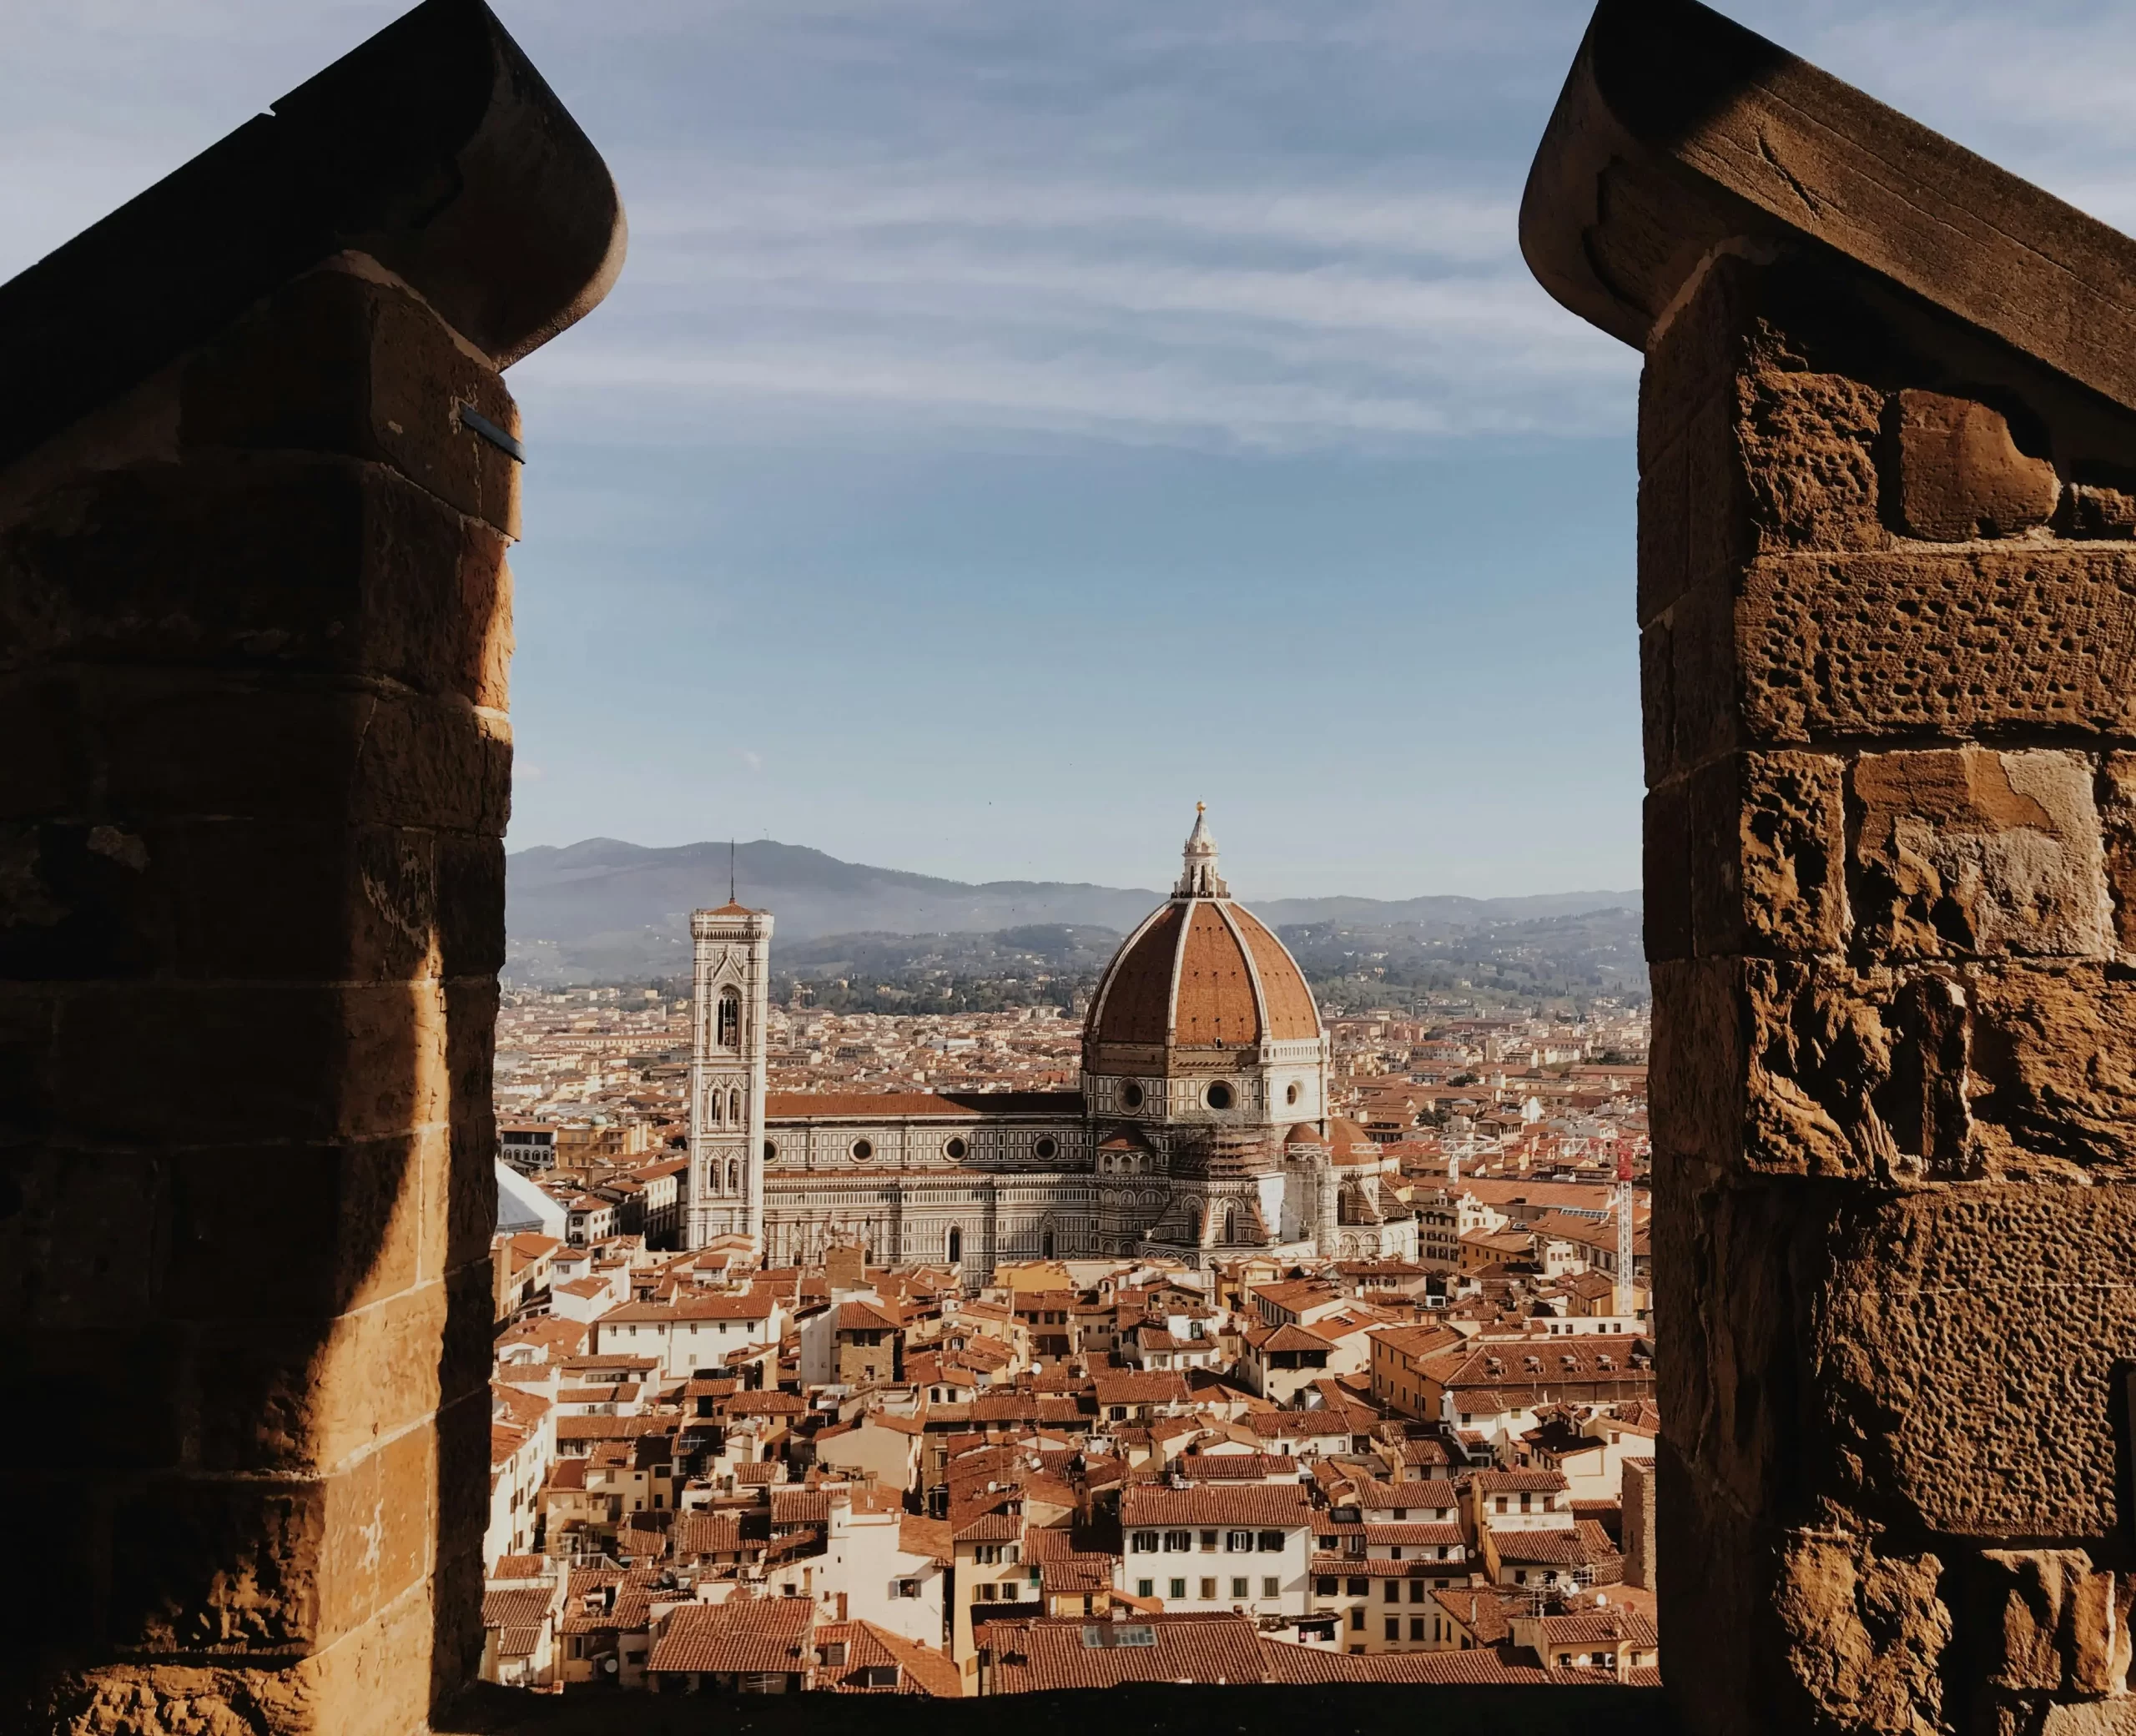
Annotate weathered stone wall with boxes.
[1645,248,2136,1736]
[3,254,515,1734]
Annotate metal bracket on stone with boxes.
[456,401,524,462]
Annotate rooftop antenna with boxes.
[729,838,737,905]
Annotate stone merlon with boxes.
[0,0,626,473]
[1519,0,2136,408]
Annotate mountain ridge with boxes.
[506,837,1639,982]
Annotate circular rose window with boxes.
[1121,1082,1145,1109]
[945,1136,968,1160]
[1286,1083,1300,1105]
[1034,1136,1058,1160]
[1207,1082,1235,1110]
[851,1139,873,1160]
[763,1140,778,1162]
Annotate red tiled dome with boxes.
[1085,897,1321,1050]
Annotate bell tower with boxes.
[688,887,773,1252]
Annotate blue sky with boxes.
[7,2,2136,898]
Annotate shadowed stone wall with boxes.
[3,252,516,1736]
[1524,2,2136,1731]
[0,3,621,1729]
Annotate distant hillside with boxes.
[504,838,1639,986]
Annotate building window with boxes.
[1409,1581,1427,1603]
[1169,1577,1186,1599]
[947,1225,962,1263]
[1231,1577,1248,1598]
[1257,1530,1282,1552]
[726,1160,738,1193]
[1286,1082,1300,1104]
[1317,1577,1337,1597]
[1347,1577,1368,1597]
[1226,1531,1252,1553]
[1041,1229,1055,1259]
[1223,1207,1237,1243]
[763,1140,778,1163]
[1131,1532,1159,1553]
[1263,1577,1280,1598]
[1137,1579,1154,1598]
[1163,1531,1191,1553]
[1348,1608,1363,1632]
[1199,1577,1217,1601]
[1122,1082,1145,1108]
[1384,1618,1400,1641]
[1200,1531,1218,1552]
[1410,1618,1427,1641]
[1034,1136,1058,1160]
[717,989,740,1049]
[851,1139,873,1161]
[1383,1582,1401,1603]
[1207,1081,1235,1110]
[728,1088,741,1122]
[945,1136,967,1160]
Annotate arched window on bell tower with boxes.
[1223,1205,1237,1244]
[947,1225,962,1264]
[716,988,741,1049]
[728,1087,741,1122]
[708,1093,723,1126]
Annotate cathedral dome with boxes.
[1083,806,1322,1056]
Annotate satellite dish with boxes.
[602,1656,618,1674]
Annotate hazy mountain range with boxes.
[505,838,1639,984]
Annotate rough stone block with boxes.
[162,820,441,984]
[0,456,496,702]
[316,1421,434,1646]
[1637,427,1691,625]
[1687,390,1756,591]
[1658,956,2136,1180]
[1890,390,2059,541]
[194,1278,449,1476]
[1740,369,1888,553]
[2097,753,2136,954]
[1690,751,1847,958]
[1814,1183,2136,1537]
[2,1147,168,1326]
[2066,481,2136,540]
[1644,779,1692,963]
[1773,1524,1948,1735]
[163,1135,437,1321]
[1640,616,1676,784]
[1653,579,1741,777]
[108,1476,326,1652]
[0,984,56,1140]
[54,981,447,1145]
[0,821,173,982]
[1647,959,1748,1169]
[1738,546,2136,741]
[182,260,521,539]
[1972,1549,2090,1692]
[2069,1564,2132,1695]
[2,1322,185,1470]
[434,833,506,980]
[0,672,86,819]
[1851,748,2110,959]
